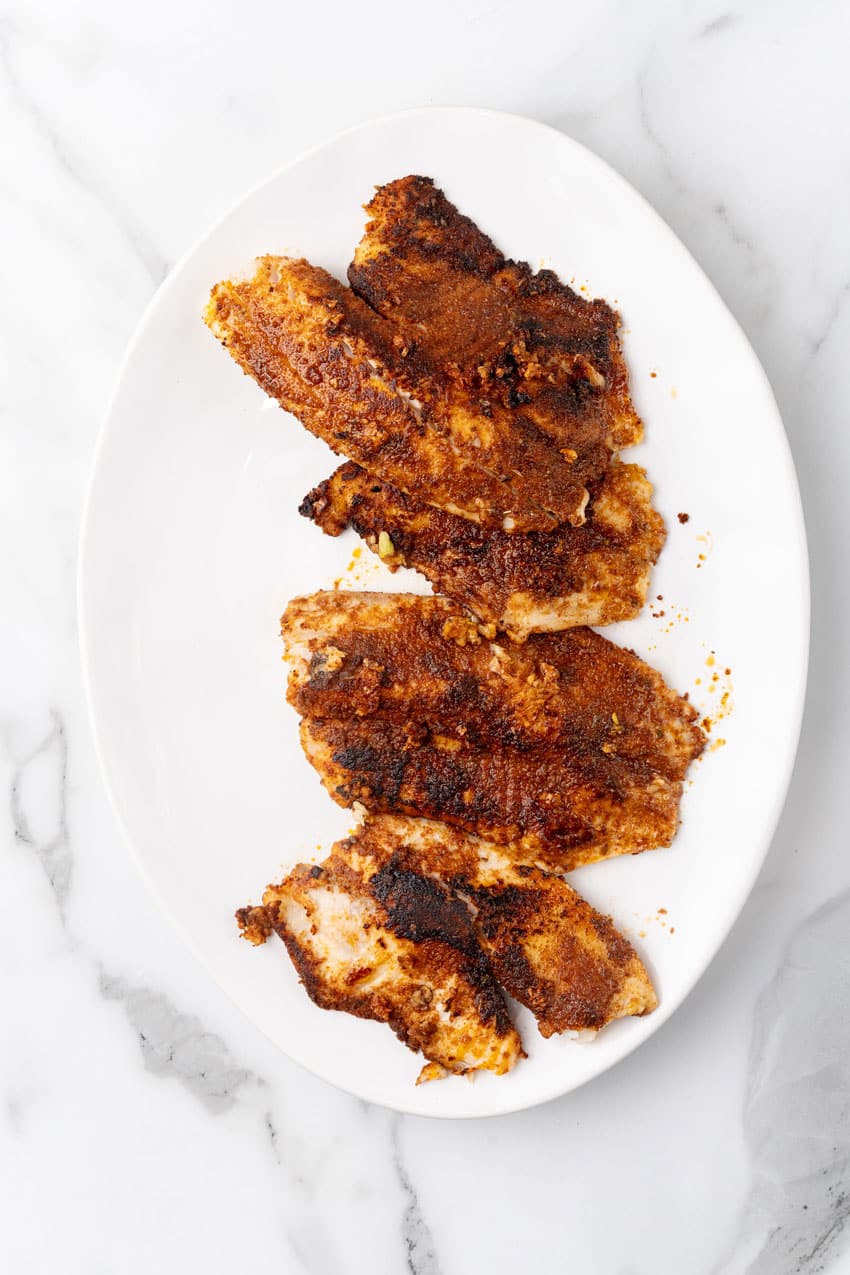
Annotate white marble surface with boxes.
[3,1,849,1271]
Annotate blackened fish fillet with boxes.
[299,716,681,870]
[237,814,656,1070]
[206,256,588,531]
[300,459,665,639]
[282,592,705,866]
[236,822,522,1082]
[282,592,704,782]
[353,815,657,1035]
[349,175,643,457]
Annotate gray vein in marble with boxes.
[715,890,850,1274]
[636,69,689,198]
[633,72,779,337]
[10,710,71,910]
[712,201,755,256]
[98,971,256,1113]
[0,164,158,326]
[9,712,284,1161]
[9,710,265,1120]
[392,1118,442,1275]
[700,12,734,37]
[6,1098,22,1135]
[0,21,168,286]
[264,1109,281,1164]
[811,280,850,356]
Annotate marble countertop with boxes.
[4,2,849,1272]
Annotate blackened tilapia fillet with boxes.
[205,256,588,531]
[353,815,657,1035]
[300,716,681,870]
[237,814,656,1066]
[282,592,704,783]
[349,175,643,457]
[300,459,665,639]
[237,823,522,1082]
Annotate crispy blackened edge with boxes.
[349,175,506,297]
[370,855,516,1039]
[465,880,646,1034]
[299,461,665,631]
[235,904,274,945]
[249,855,517,1056]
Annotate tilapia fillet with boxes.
[301,460,665,639]
[236,815,656,1078]
[282,592,705,866]
[282,592,704,778]
[237,824,523,1082]
[349,175,643,456]
[376,816,657,1034]
[205,256,587,531]
[300,717,681,871]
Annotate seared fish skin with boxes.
[355,816,657,1034]
[236,824,523,1081]
[300,459,665,639]
[282,592,705,867]
[349,175,643,457]
[206,256,589,532]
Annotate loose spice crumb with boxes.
[677,512,690,524]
